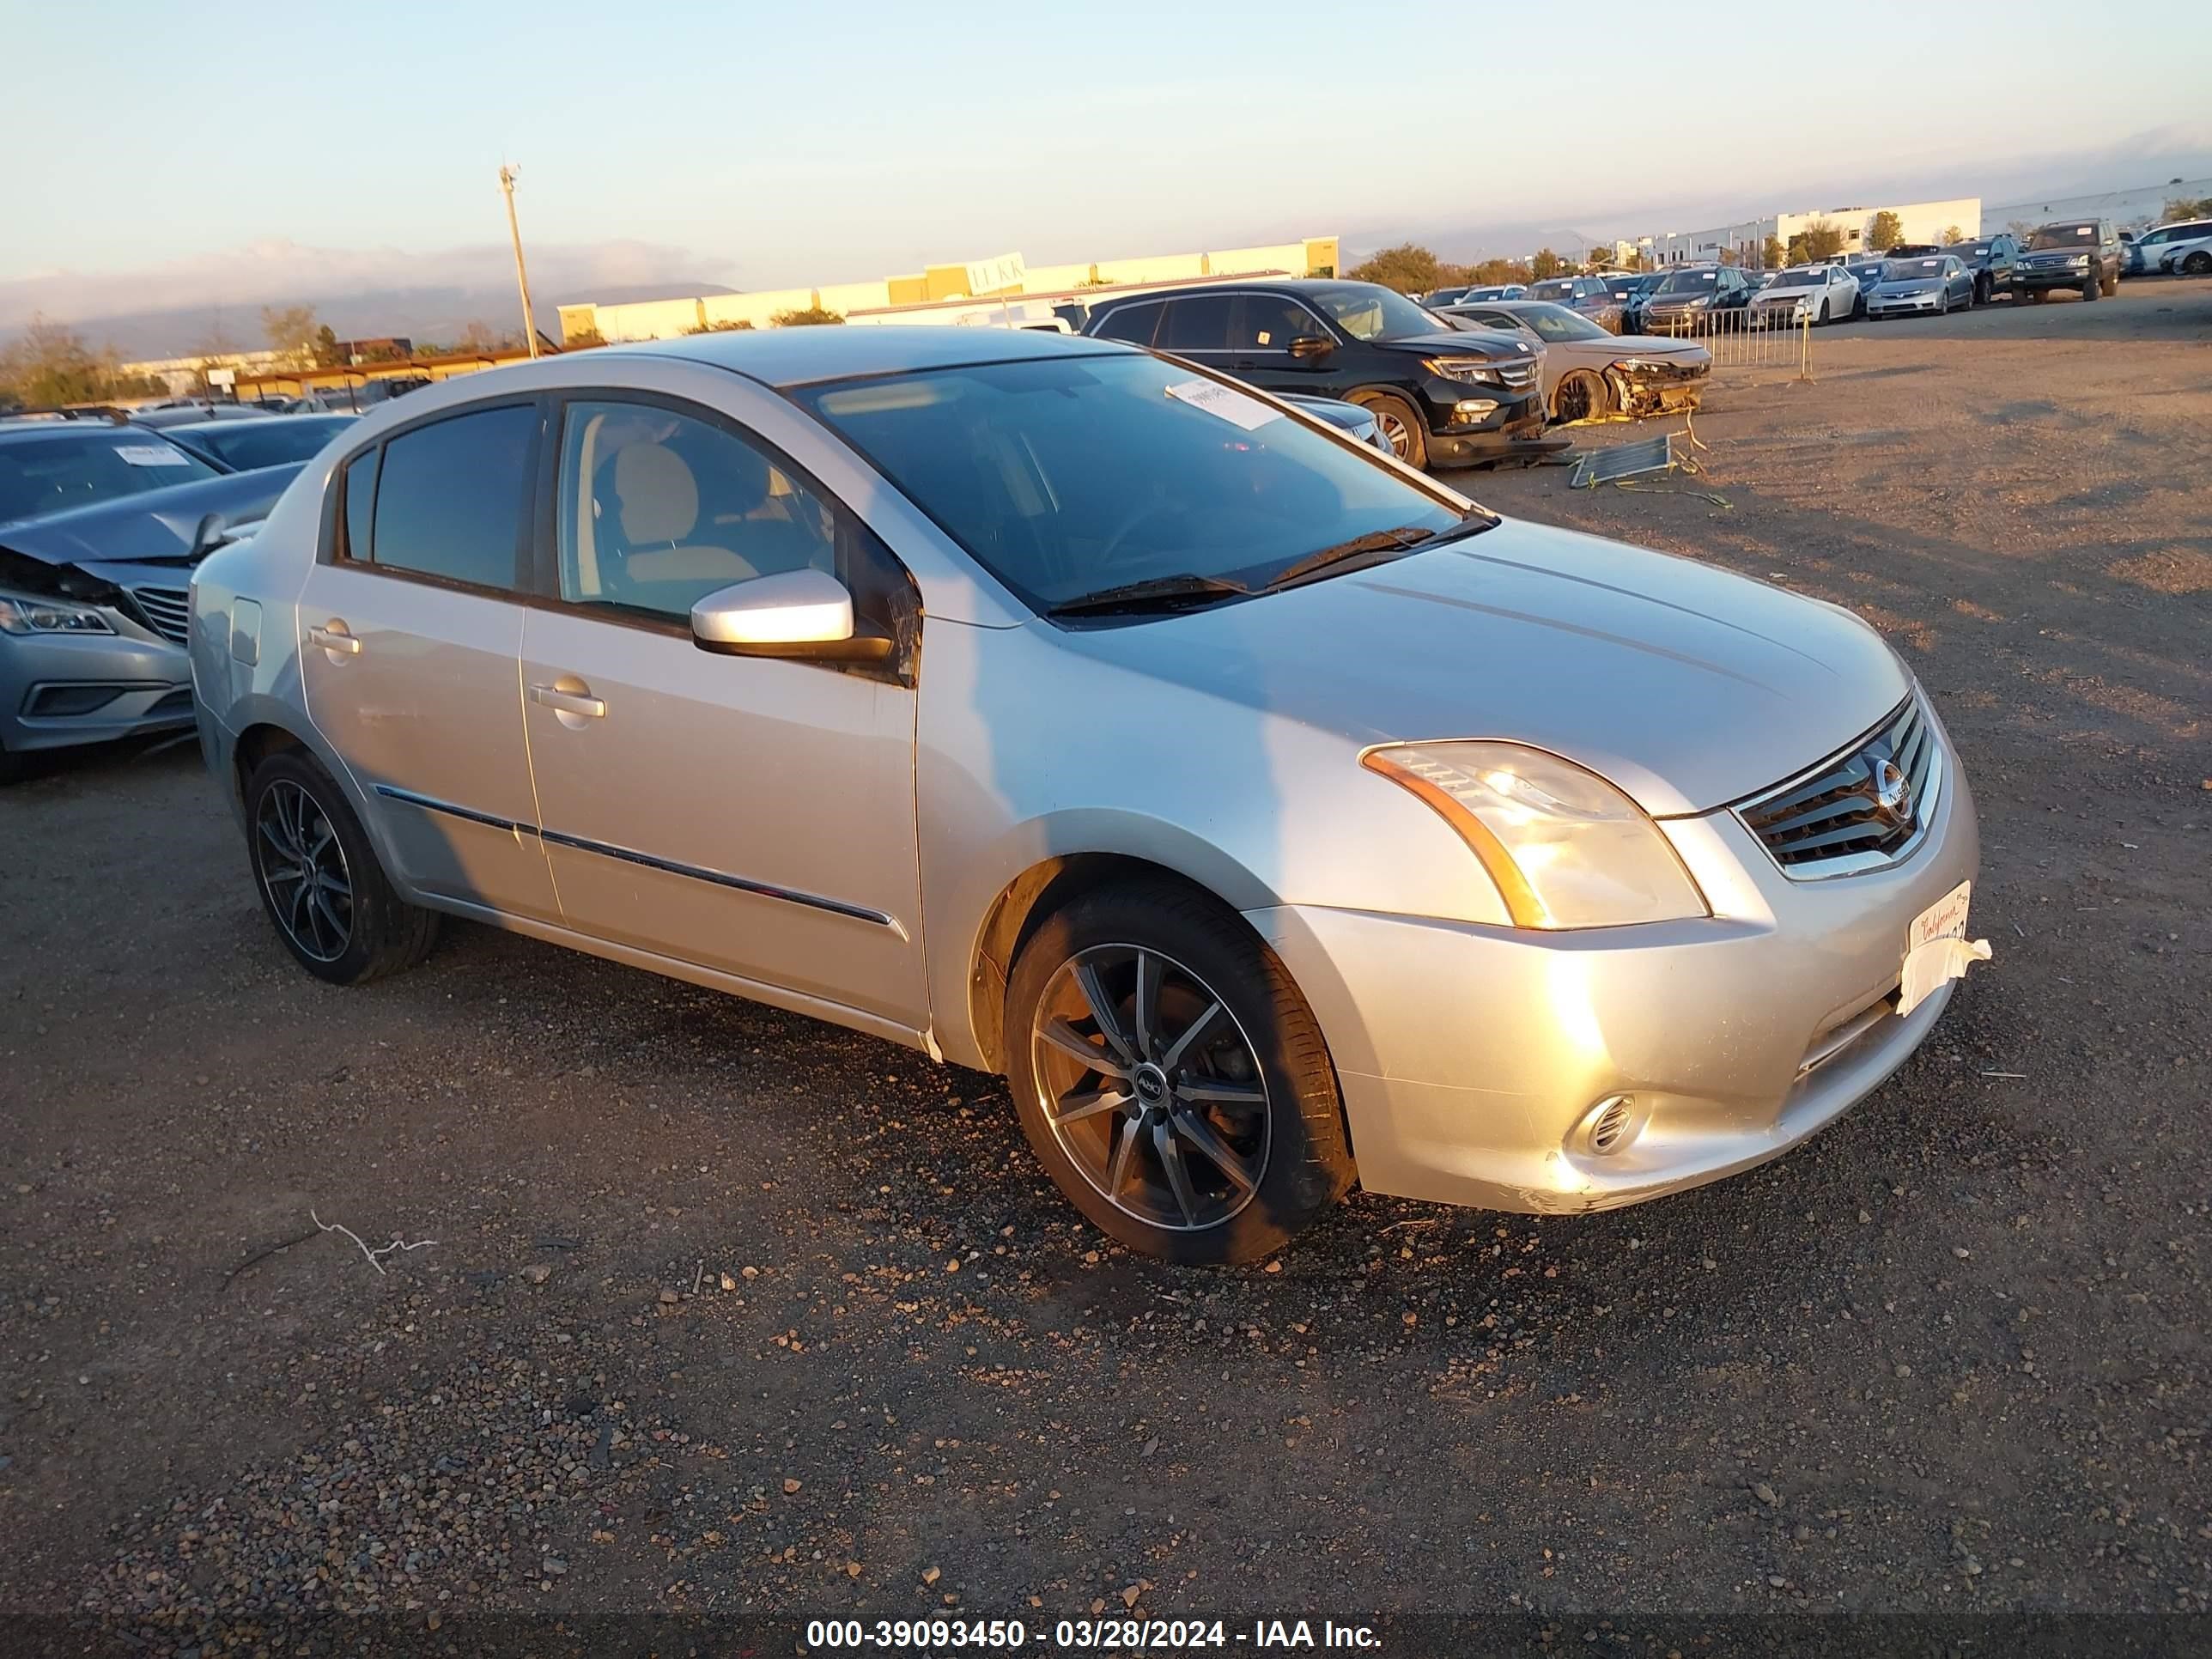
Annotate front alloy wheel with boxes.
[1031,944,1269,1232]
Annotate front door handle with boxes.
[528,679,606,720]
[308,622,362,657]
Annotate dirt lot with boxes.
[3,281,2208,1656]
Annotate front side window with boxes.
[1158,295,1233,352]
[366,404,537,589]
[1091,302,1163,345]
[0,432,216,526]
[797,353,1468,615]
[1307,283,1444,343]
[1232,295,1325,351]
[555,401,836,622]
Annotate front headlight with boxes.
[0,592,116,636]
[2068,253,2091,266]
[1363,742,1708,928]
[1422,357,1501,386]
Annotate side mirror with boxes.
[1286,335,1334,362]
[690,568,890,663]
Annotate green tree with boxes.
[1717,247,1740,266]
[1762,234,1785,269]
[312,324,343,368]
[0,316,149,407]
[1801,218,1846,260]
[2162,195,2212,221]
[1529,247,1565,281]
[769,306,844,327]
[562,323,607,349]
[1346,242,1442,294]
[1868,210,1904,251]
[1941,224,1965,246]
[683,318,757,335]
[1586,248,1613,270]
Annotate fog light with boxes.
[1577,1094,1642,1157]
[1453,398,1498,420]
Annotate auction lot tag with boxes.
[1899,879,1990,1017]
[1164,379,1280,432]
[117,446,192,466]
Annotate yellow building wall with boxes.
[813,280,894,315]
[1091,252,1207,285]
[887,274,929,305]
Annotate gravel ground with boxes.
[2,280,2208,1656]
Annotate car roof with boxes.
[0,418,167,447]
[615,325,1131,388]
[157,412,352,434]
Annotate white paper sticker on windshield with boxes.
[116,445,191,467]
[1164,379,1281,432]
[2075,228,2092,236]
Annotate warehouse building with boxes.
[558,237,1341,343]
[1629,198,1982,267]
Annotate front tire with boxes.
[2184,252,2212,277]
[1552,369,1612,424]
[1006,881,1354,1264]
[2081,276,2099,302]
[244,750,438,985]
[1352,392,1427,470]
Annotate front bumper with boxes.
[1419,386,1547,465]
[0,624,193,756]
[1248,727,1981,1215]
[2014,264,2094,292]
[1608,358,1709,417]
[1867,289,1946,316]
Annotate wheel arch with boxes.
[952,823,1279,1076]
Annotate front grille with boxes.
[1498,363,1538,389]
[1737,696,1942,878]
[130,586,191,645]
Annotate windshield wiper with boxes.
[1045,572,1253,618]
[1262,515,1492,593]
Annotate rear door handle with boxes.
[308,623,362,656]
[528,681,606,720]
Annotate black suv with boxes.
[1943,234,2021,304]
[2014,220,2122,301]
[1079,280,1544,469]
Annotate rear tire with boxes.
[1973,274,1991,306]
[2100,269,2121,294]
[1352,392,1427,470]
[2184,252,2212,277]
[244,750,438,986]
[1552,369,1612,424]
[1005,881,1354,1265]
[2030,288,2049,303]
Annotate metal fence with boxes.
[1639,303,1815,377]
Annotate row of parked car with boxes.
[1418,214,2172,337]
[0,404,357,781]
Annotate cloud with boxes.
[0,237,729,332]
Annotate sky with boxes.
[4,0,2210,314]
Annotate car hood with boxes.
[1756,281,1822,300]
[1602,335,1710,362]
[1054,518,1909,817]
[1372,330,1531,364]
[1642,290,1715,310]
[0,464,302,598]
[1874,276,1943,292]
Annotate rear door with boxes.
[515,390,927,1031]
[298,401,560,920]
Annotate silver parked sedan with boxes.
[189,327,1986,1263]
[1440,299,1711,422]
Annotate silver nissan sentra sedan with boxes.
[187,326,1986,1264]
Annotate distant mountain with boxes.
[0,237,734,359]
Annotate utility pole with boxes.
[498,163,540,357]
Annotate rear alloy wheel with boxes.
[245,750,438,985]
[1551,369,1612,424]
[1007,883,1353,1263]
[1352,392,1427,470]
[2184,252,2212,277]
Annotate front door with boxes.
[517,394,926,1030]
[299,401,559,920]
[1229,293,1340,396]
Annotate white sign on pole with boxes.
[206,367,238,387]
[963,252,1027,295]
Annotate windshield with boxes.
[0,430,219,526]
[1465,286,1523,300]
[1769,267,1826,288]
[2028,224,2096,249]
[1495,302,1609,343]
[1883,258,1947,280]
[1949,242,1990,258]
[1307,283,1444,343]
[1654,269,1719,294]
[795,355,1465,615]
[173,416,356,472]
[1528,279,1575,300]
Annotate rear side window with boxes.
[1158,295,1233,351]
[367,404,537,590]
[1091,302,1163,345]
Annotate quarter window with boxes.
[366,404,537,589]
[342,448,378,560]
